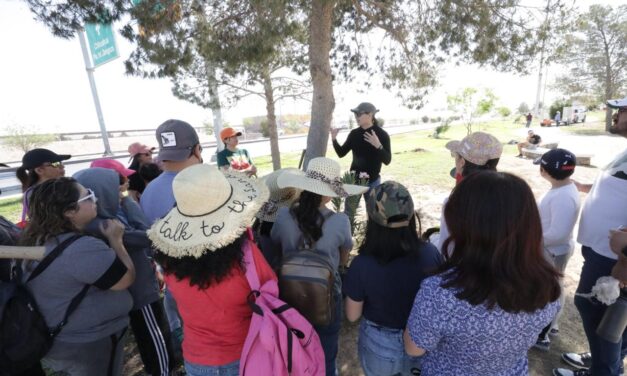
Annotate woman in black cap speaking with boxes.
[330,102,391,214]
[16,148,71,226]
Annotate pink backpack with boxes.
[240,235,325,376]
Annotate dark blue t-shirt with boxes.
[343,243,442,329]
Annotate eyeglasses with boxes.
[43,161,63,168]
[77,189,98,204]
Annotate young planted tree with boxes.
[553,4,627,131]
[302,0,569,166]
[447,88,497,135]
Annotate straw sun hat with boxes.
[277,157,367,198]
[256,168,302,222]
[147,164,269,258]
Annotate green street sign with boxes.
[85,23,119,67]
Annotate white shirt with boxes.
[578,148,627,260]
[538,182,581,256]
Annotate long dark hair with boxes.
[290,191,324,245]
[359,214,424,264]
[461,158,500,178]
[128,154,142,171]
[16,167,41,192]
[154,236,244,290]
[20,178,80,246]
[440,171,560,313]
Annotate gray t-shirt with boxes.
[26,233,133,344]
[270,206,352,292]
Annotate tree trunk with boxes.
[262,68,281,170]
[604,62,613,132]
[205,64,225,151]
[304,0,336,169]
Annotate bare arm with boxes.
[344,297,363,322]
[572,180,592,193]
[404,329,426,357]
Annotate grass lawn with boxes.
[0,116,608,224]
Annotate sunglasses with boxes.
[77,189,98,204]
[43,161,64,168]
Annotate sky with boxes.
[0,0,624,135]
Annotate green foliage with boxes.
[552,5,627,109]
[447,87,497,135]
[517,102,530,115]
[260,120,270,138]
[421,116,430,123]
[330,171,369,235]
[497,106,512,118]
[1,125,56,153]
[549,99,572,119]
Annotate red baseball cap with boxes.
[90,159,136,177]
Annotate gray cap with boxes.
[156,119,200,161]
[351,102,379,114]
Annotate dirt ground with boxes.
[122,131,627,375]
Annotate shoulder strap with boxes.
[49,283,90,337]
[243,231,260,291]
[27,234,82,282]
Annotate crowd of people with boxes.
[1,97,626,376]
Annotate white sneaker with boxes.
[562,352,591,370]
[552,368,591,376]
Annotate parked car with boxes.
[562,106,587,125]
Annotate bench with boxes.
[522,147,593,166]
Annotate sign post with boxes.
[78,23,119,156]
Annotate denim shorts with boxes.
[184,359,240,376]
[358,319,421,376]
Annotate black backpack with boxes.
[0,235,87,375]
[0,216,21,283]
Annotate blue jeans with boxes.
[358,319,421,376]
[314,292,342,376]
[575,246,627,376]
[184,360,239,376]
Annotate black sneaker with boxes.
[562,352,592,370]
[552,369,591,376]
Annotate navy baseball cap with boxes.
[22,148,71,169]
[534,148,576,179]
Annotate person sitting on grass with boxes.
[517,129,542,157]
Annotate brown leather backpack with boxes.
[278,236,336,327]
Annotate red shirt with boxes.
[165,242,276,365]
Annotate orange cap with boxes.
[220,127,242,141]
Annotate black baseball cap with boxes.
[351,102,379,114]
[21,149,71,169]
[534,148,576,180]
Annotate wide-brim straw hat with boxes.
[277,157,368,198]
[256,168,302,222]
[147,164,269,258]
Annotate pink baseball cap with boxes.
[128,142,156,158]
[90,159,136,177]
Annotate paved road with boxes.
[0,123,433,198]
